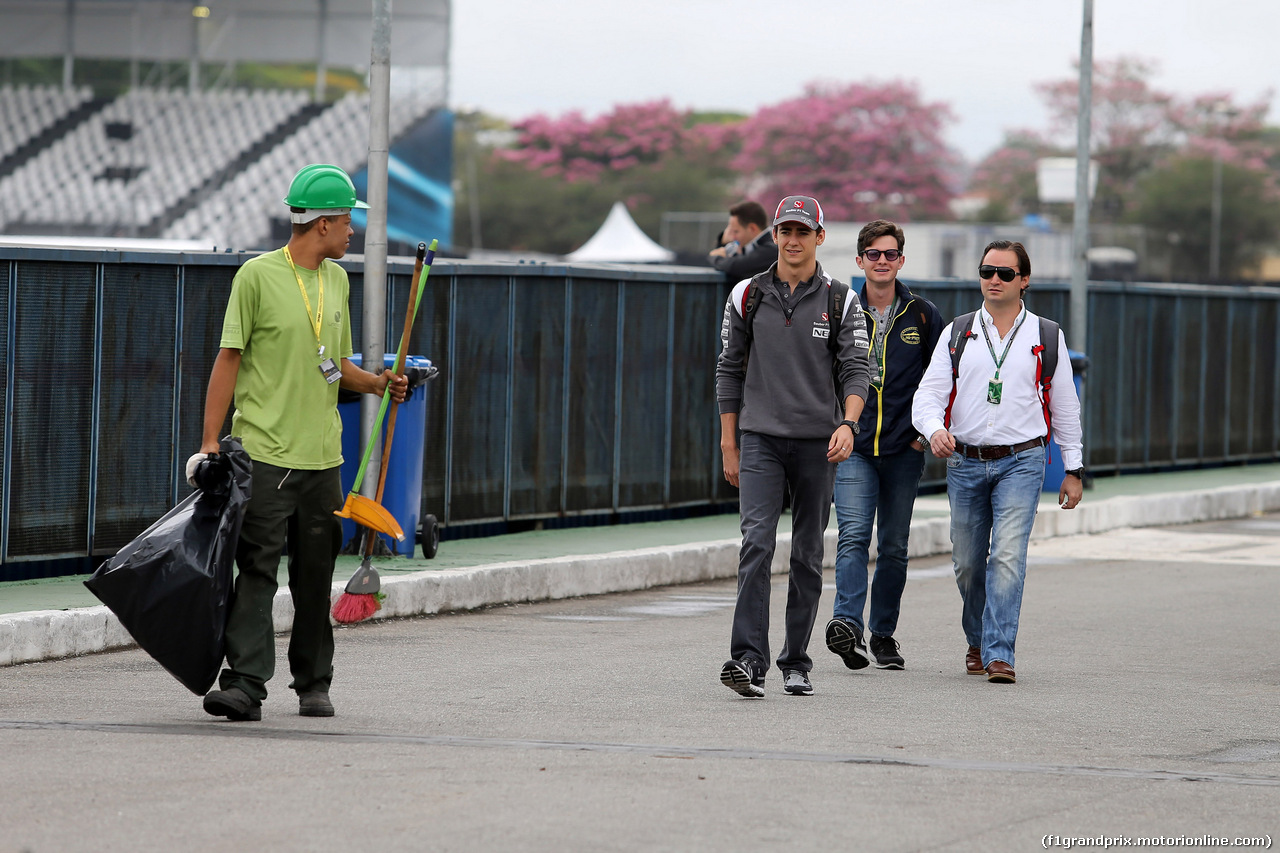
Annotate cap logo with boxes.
[794,200,805,209]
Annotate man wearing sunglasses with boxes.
[716,195,871,698]
[825,220,943,673]
[911,240,1083,685]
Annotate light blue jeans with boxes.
[946,444,1046,669]
[832,448,925,637]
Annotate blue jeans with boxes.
[946,444,1046,669]
[832,448,925,637]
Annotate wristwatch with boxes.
[1065,468,1085,479]
[840,419,861,435]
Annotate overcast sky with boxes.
[450,0,1279,163]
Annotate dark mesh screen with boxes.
[95,265,178,553]
[1146,297,1177,464]
[565,280,618,512]
[1117,293,1148,467]
[177,266,234,476]
[347,270,365,355]
[1228,299,1254,458]
[412,273,450,524]
[510,278,565,517]
[618,282,668,508]
[0,263,8,546]
[671,285,718,504]
[7,262,96,558]
[1256,301,1279,456]
[1175,296,1204,462]
[449,276,509,521]
[1203,297,1230,461]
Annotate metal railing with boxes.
[1,244,1277,576]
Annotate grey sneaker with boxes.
[870,635,905,670]
[720,658,765,698]
[203,687,261,722]
[825,618,870,670]
[782,669,813,696]
[299,691,334,717]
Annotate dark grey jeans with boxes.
[730,431,835,674]
[219,461,344,702]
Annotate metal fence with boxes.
[1,244,1278,578]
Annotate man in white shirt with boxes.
[912,240,1083,684]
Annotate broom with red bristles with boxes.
[332,240,436,624]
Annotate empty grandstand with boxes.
[0,0,452,250]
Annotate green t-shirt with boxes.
[220,248,354,469]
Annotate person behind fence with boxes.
[190,163,408,722]
[911,240,1083,685]
[707,200,776,283]
[825,220,943,673]
[715,195,871,699]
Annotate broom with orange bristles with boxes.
[332,240,436,624]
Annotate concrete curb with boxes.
[5,480,1280,667]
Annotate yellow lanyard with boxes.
[282,246,324,345]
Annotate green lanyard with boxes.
[978,308,1026,404]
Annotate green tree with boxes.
[1130,156,1280,280]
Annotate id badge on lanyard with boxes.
[284,247,342,385]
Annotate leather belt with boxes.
[954,436,1046,461]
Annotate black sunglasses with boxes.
[979,265,1019,282]
[862,249,902,262]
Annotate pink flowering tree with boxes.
[501,100,733,183]
[730,81,959,221]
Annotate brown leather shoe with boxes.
[986,661,1016,683]
[965,646,984,675]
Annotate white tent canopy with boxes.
[566,202,675,263]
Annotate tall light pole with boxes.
[1209,152,1223,280]
[1070,0,1093,354]
[361,0,392,498]
[1208,102,1234,281]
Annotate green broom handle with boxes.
[350,239,439,494]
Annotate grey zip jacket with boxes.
[717,261,871,439]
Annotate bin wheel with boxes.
[422,514,440,559]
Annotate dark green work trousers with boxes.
[219,460,343,703]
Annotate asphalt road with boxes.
[3,516,1279,852]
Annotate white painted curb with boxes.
[4,480,1280,667]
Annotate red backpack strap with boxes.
[1033,343,1053,433]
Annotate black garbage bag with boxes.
[85,436,252,695]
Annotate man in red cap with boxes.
[716,195,871,698]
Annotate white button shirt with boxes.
[912,304,1083,470]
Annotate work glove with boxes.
[186,452,208,488]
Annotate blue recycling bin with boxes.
[1043,350,1089,493]
[338,354,434,556]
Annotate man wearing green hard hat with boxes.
[192,163,408,722]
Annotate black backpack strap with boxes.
[742,280,763,344]
[944,311,978,429]
[828,280,846,360]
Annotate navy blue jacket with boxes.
[854,279,943,456]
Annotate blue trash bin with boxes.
[1043,350,1089,493]
[338,354,434,556]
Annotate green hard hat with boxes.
[283,163,369,211]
